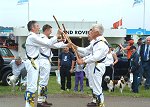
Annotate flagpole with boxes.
[143,0,145,35]
[28,0,30,21]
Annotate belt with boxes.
[26,54,39,60]
[97,57,106,63]
[40,53,50,59]
[26,54,39,70]
[94,57,106,74]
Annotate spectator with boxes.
[9,56,27,91]
[137,38,143,54]
[130,46,142,93]
[102,46,118,91]
[140,36,150,90]
[74,63,84,92]
[58,47,75,91]
[119,39,134,70]
[9,56,27,82]
[119,39,134,60]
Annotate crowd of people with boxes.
[119,37,150,93]
[1,20,150,107]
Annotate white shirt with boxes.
[39,34,67,59]
[75,64,84,72]
[105,52,114,66]
[25,32,58,58]
[10,60,25,77]
[137,45,141,54]
[77,39,95,56]
[84,36,109,63]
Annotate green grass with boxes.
[0,76,150,98]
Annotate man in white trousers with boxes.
[38,24,69,107]
[77,24,109,107]
[74,29,96,105]
[25,20,63,107]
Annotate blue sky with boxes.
[0,0,150,30]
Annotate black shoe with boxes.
[44,101,53,106]
[145,86,149,90]
[37,102,51,107]
[87,102,97,107]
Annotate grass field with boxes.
[0,75,150,98]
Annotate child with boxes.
[74,63,84,92]
[130,46,141,93]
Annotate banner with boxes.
[17,0,28,5]
[113,19,122,29]
[133,0,143,7]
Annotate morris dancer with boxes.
[77,24,109,107]
[24,21,63,107]
[37,24,70,107]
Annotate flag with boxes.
[17,0,28,5]
[133,0,143,7]
[113,19,122,29]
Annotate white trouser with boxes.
[84,63,95,89]
[39,58,51,86]
[25,59,39,93]
[38,58,51,103]
[92,63,105,96]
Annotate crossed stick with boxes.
[62,24,81,60]
[53,15,64,39]
[53,15,81,60]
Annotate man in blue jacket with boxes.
[130,46,142,93]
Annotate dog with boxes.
[19,76,27,91]
[8,75,27,92]
[104,76,126,93]
[115,76,126,93]
[8,75,18,92]
[141,76,146,86]
[126,73,133,91]
[104,76,114,92]
[126,80,132,91]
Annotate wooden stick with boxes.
[53,15,64,39]
[62,24,72,42]
[62,24,81,60]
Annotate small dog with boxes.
[126,80,132,91]
[104,76,126,93]
[104,76,114,92]
[115,76,126,93]
[19,76,27,91]
[8,75,18,92]
[126,73,133,91]
[8,75,27,92]
[141,77,146,86]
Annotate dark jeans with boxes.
[74,71,84,91]
[60,66,71,90]
[86,78,89,87]
[132,73,141,93]
[141,61,150,89]
[102,66,113,91]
